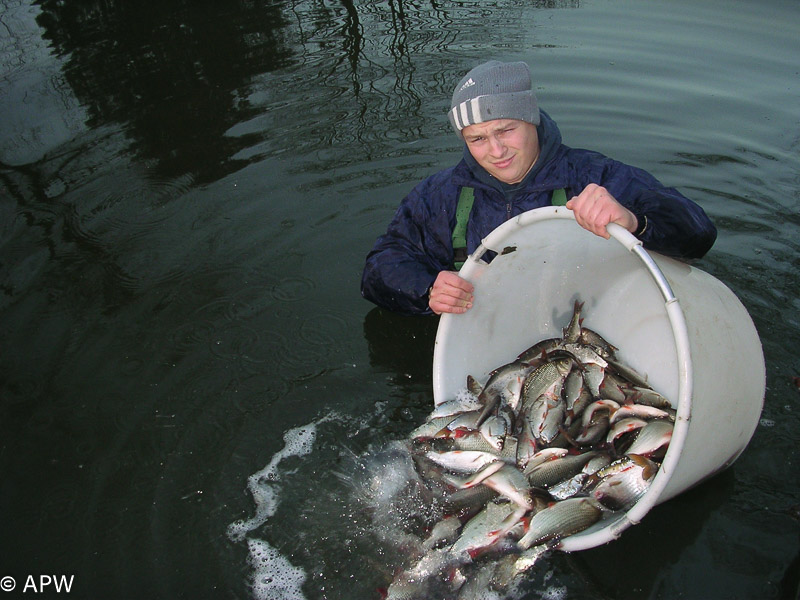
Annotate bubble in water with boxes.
[282,426,317,457]
[541,585,568,600]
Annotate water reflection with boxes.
[25,0,584,180]
[34,0,293,182]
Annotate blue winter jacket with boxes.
[361,111,717,315]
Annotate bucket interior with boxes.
[433,213,680,407]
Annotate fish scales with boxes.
[517,497,604,550]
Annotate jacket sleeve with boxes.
[361,175,457,315]
[574,151,717,260]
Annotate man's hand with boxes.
[565,183,638,239]
[428,271,474,314]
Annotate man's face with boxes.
[462,119,540,184]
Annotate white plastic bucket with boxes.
[432,206,765,551]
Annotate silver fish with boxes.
[423,515,463,550]
[520,358,572,410]
[582,451,613,475]
[562,367,586,420]
[515,414,539,470]
[560,341,608,368]
[480,464,534,510]
[578,326,618,359]
[500,435,518,463]
[440,484,498,515]
[574,399,619,444]
[479,414,507,451]
[477,359,536,418]
[625,419,673,457]
[607,357,650,389]
[525,450,601,488]
[444,460,507,489]
[428,395,484,420]
[424,450,503,474]
[453,430,518,463]
[443,410,483,433]
[521,385,566,449]
[586,453,658,511]
[450,500,526,558]
[581,362,605,398]
[517,497,604,550]
[627,386,673,410]
[409,416,458,441]
[574,414,610,445]
[537,393,566,446]
[606,417,649,445]
[580,399,621,429]
[522,447,569,472]
[610,403,674,424]
[547,472,588,501]
[599,372,629,402]
[516,337,562,364]
[562,299,585,343]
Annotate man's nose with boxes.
[488,135,505,156]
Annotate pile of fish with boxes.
[386,300,676,598]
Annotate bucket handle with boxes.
[557,219,693,551]
[606,223,677,304]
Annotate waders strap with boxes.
[451,187,567,269]
[452,186,475,269]
[551,187,567,206]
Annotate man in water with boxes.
[361,60,717,315]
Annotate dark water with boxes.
[1,0,798,598]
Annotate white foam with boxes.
[226,418,345,600]
[251,424,318,483]
[248,538,306,600]
[227,424,318,542]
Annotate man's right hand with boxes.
[428,271,475,314]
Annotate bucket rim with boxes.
[432,206,693,551]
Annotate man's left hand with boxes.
[565,183,638,239]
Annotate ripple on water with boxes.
[279,310,354,378]
[208,322,269,364]
[269,276,315,303]
[170,318,219,356]
[298,311,350,347]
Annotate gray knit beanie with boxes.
[448,61,540,134]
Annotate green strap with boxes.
[451,187,566,269]
[551,187,567,206]
[452,187,475,269]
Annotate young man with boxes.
[361,60,717,315]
